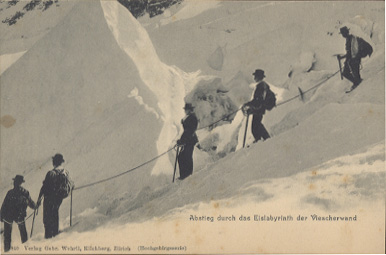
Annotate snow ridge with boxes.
[101,0,205,174]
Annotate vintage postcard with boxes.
[0,0,385,254]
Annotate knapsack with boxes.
[53,169,72,199]
[357,37,373,58]
[264,88,276,111]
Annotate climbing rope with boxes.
[32,70,342,193]
[198,108,241,131]
[3,69,339,230]
[74,146,176,190]
[198,70,340,130]
[276,70,340,106]
[2,211,35,225]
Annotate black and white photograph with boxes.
[0,0,385,253]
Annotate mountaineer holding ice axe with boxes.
[336,26,373,93]
[241,69,276,147]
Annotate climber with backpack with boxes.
[37,153,74,239]
[242,69,276,144]
[337,26,373,93]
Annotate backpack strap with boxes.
[53,168,65,174]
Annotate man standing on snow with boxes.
[37,153,73,239]
[1,175,36,252]
[338,26,368,92]
[242,69,271,143]
[177,103,198,180]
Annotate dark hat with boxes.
[253,69,265,78]
[13,175,25,184]
[183,103,194,110]
[340,26,349,34]
[52,153,65,164]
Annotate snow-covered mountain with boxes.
[0,0,384,253]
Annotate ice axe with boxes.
[172,145,181,183]
[30,197,42,238]
[30,209,36,238]
[298,87,305,102]
[70,188,73,227]
[242,114,250,148]
[334,54,343,80]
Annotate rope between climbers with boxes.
[198,70,340,129]
[198,108,240,130]
[35,69,341,229]
[3,211,35,225]
[74,146,176,190]
[67,70,341,191]
[276,70,339,106]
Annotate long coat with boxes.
[178,113,198,180]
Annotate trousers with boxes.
[43,198,62,239]
[251,114,270,142]
[3,221,28,252]
[178,143,195,180]
[343,58,361,85]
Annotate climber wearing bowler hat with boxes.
[176,103,199,180]
[337,26,373,92]
[1,175,36,252]
[242,69,271,143]
[37,153,73,239]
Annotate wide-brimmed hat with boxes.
[183,103,195,110]
[252,69,265,78]
[52,153,65,164]
[13,175,25,184]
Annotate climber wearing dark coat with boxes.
[338,26,363,91]
[37,153,73,239]
[242,69,271,143]
[177,103,198,180]
[1,175,36,253]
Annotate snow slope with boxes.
[1,0,165,236]
[0,0,384,253]
[30,142,386,253]
[0,51,26,75]
[0,0,76,54]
